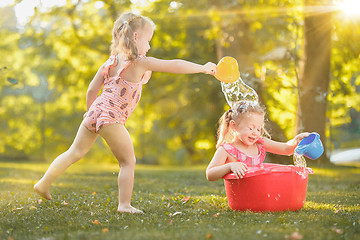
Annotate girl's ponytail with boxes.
[118,21,138,61]
[216,109,233,148]
[111,13,155,61]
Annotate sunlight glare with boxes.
[0,0,67,26]
[0,0,14,8]
[336,0,360,16]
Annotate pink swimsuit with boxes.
[84,55,151,133]
[220,138,266,166]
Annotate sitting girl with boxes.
[206,101,309,181]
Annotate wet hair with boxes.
[111,12,155,61]
[216,100,269,148]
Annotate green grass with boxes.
[0,161,359,240]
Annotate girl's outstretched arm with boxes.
[206,148,248,181]
[86,65,106,110]
[140,57,216,75]
[263,132,310,156]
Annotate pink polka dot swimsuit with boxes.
[84,55,151,133]
[220,138,266,166]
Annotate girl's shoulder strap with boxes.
[116,60,132,77]
[219,143,239,159]
[256,138,265,145]
[115,54,145,77]
[123,55,152,84]
[102,55,118,78]
[102,55,133,79]
[219,143,234,151]
[256,138,266,157]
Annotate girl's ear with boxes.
[229,120,237,131]
[134,32,138,41]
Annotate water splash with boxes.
[293,152,307,174]
[221,76,258,109]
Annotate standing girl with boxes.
[206,100,309,181]
[34,12,217,214]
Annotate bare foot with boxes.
[33,182,52,200]
[118,205,143,214]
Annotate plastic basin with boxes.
[222,163,313,212]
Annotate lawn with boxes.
[0,161,359,240]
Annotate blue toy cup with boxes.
[295,132,324,160]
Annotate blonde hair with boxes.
[111,12,155,61]
[216,101,269,148]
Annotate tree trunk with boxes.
[297,0,332,165]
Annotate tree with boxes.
[1,0,359,165]
[297,0,332,165]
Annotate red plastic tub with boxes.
[223,163,313,212]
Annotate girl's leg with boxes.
[98,124,142,214]
[34,122,98,200]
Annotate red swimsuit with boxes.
[220,138,266,166]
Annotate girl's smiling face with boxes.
[231,112,264,146]
[134,22,153,56]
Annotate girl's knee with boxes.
[119,157,136,168]
[67,148,86,163]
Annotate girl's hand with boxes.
[293,132,310,146]
[203,62,217,75]
[228,162,248,179]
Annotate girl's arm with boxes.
[206,148,248,181]
[263,132,310,156]
[86,65,105,111]
[140,57,216,75]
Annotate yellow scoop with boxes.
[214,56,240,83]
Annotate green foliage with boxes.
[0,161,359,239]
[328,15,360,149]
[128,2,223,164]
[0,1,128,160]
[0,0,359,164]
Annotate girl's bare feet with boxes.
[33,182,52,200]
[118,205,143,214]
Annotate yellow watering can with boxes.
[214,56,240,83]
